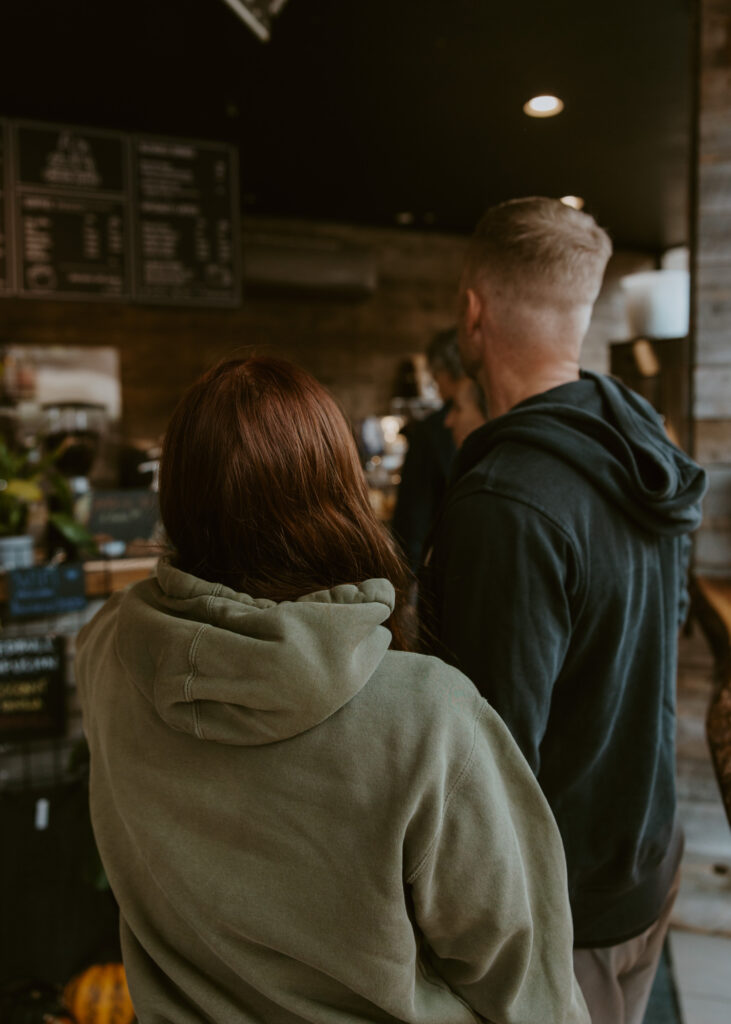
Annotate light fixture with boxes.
[220,0,291,43]
[523,95,564,118]
[560,195,585,210]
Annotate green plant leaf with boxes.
[49,512,98,556]
[5,478,43,502]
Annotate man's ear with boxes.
[464,286,483,336]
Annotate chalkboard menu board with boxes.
[0,120,9,294]
[13,122,131,300]
[0,635,66,740]
[132,136,240,305]
[87,488,159,544]
[7,562,87,621]
[0,119,240,307]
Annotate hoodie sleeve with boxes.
[424,487,579,773]
[407,700,588,1024]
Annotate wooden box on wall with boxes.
[609,336,691,452]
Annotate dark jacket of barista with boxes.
[419,370,707,947]
[391,404,456,574]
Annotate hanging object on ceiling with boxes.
[220,0,291,42]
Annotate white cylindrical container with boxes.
[620,269,690,339]
[0,534,35,570]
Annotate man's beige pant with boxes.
[572,869,681,1024]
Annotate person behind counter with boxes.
[76,355,588,1024]
[390,327,462,573]
[444,375,487,448]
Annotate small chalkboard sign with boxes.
[6,562,87,621]
[0,634,65,740]
[87,489,159,545]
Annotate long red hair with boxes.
[159,356,411,649]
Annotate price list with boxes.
[0,120,240,306]
[132,136,240,306]
[13,123,131,299]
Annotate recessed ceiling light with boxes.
[560,195,585,210]
[523,95,564,118]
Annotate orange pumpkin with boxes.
[63,963,134,1024]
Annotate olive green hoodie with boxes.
[76,561,588,1024]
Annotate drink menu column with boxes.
[131,136,240,306]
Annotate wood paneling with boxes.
[695,368,731,419]
[697,421,731,464]
[694,0,731,575]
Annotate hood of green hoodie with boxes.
[114,560,395,746]
[455,371,706,536]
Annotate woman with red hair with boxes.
[77,356,587,1024]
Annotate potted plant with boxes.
[0,438,97,570]
[0,437,44,569]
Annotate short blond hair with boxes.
[464,197,612,307]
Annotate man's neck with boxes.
[479,360,580,420]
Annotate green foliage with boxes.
[50,511,98,560]
[0,437,42,537]
[0,437,98,557]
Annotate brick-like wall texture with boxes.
[0,215,649,443]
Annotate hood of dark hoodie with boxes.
[113,560,395,746]
[454,371,707,537]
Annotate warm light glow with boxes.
[560,195,585,210]
[523,94,564,118]
[380,416,405,445]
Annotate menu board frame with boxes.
[0,118,13,295]
[0,118,241,308]
[130,132,242,308]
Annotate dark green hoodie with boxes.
[420,371,707,947]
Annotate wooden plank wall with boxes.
[0,215,649,446]
[695,0,731,575]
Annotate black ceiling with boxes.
[0,0,694,251]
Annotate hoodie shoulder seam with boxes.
[407,695,485,884]
[185,624,208,740]
[448,479,580,551]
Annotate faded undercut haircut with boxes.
[464,197,613,307]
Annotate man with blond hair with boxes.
[420,197,706,1024]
